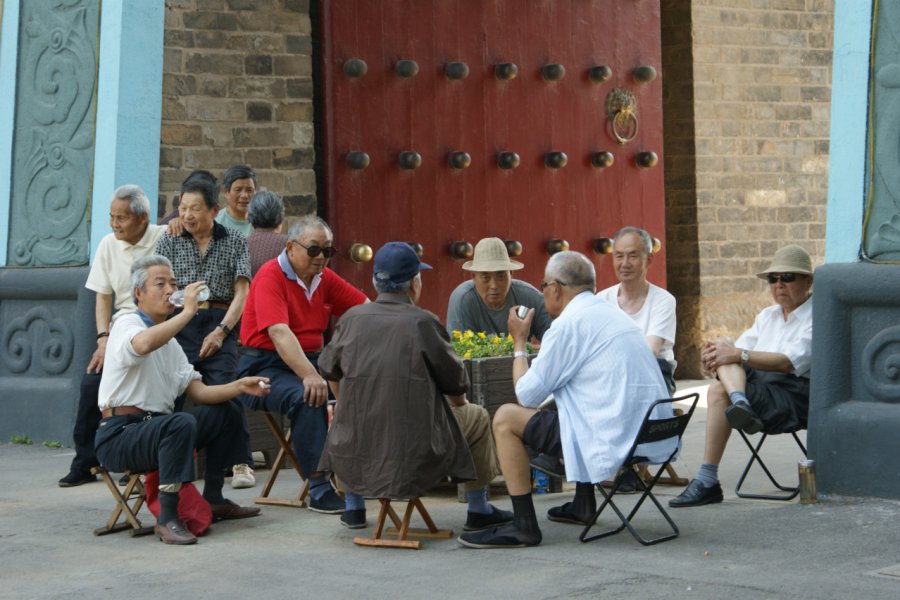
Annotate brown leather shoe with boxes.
[209,499,261,522]
[155,519,197,545]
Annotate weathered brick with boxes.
[194,31,226,49]
[163,74,197,96]
[286,78,314,99]
[185,97,246,121]
[228,0,277,9]
[160,148,183,169]
[226,34,284,53]
[161,124,203,146]
[284,194,317,217]
[275,102,313,122]
[233,126,294,147]
[273,148,315,170]
[245,55,273,75]
[284,0,310,13]
[243,149,273,169]
[183,148,244,170]
[246,102,273,122]
[165,30,194,48]
[183,11,238,31]
[164,48,183,73]
[274,55,312,77]
[197,0,226,9]
[228,78,286,99]
[199,77,229,97]
[185,52,243,76]
[286,35,312,55]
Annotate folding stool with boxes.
[90,467,154,537]
[734,429,807,501]
[353,498,453,550]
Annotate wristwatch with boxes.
[740,349,750,365]
[513,351,528,359]
[217,323,232,336]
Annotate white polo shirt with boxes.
[98,312,201,414]
[86,224,165,321]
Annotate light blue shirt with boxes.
[515,292,677,483]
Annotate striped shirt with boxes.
[515,292,676,483]
[154,222,251,303]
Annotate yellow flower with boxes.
[506,334,513,341]
[464,330,474,339]
[463,351,472,359]
[491,336,502,344]
[452,330,462,340]
[477,332,487,340]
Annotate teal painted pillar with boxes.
[824,0,873,263]
[89,0,165,258]
[0,0,21,265]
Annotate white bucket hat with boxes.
[462,237,524,272]
[756,245,813,279]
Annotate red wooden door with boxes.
[318,0,665,319]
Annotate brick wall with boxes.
[159,0,315,222]
[662,0,833,377]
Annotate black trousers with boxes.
[68,371,102,473]
[173,307,252,464]
[94,402,244,485]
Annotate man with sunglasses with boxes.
[237,216,367,514]
[669,245,814,508]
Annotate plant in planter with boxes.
[451,330,536,415]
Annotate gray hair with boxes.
[248,189,284,229]
[130,255,173,303]
[287,215,333,242]
[545,251,596,293]
[113,184,150,218]
[613,226,653,255]
[372,273,420,294]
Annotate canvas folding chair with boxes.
[353,498,453,550]
[254,411,312,508]
[734,429,807,501]
[580,392,700,546]
[90,467,154,537]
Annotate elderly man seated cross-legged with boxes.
[458,251,675,549]
[317,242,513,531]
[669,245,814,508]
[94,256,269,545]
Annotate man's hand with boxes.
[167,216,184,237]
[86,337,107,373]
[302,372,329,407]
[701,337,740,374]
[237,376,271,397]
[507,306,533,346]
[199,326,226,359]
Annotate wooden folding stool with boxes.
[353,498,453,550]
[254,411,311,508]
[90,467,154,537]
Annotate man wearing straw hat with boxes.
[670,244,814,508]
[446,237,552,340]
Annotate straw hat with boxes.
[756,245,813,279]
[462,237,524,272]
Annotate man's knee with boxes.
[707,380,729,408]
[492,403,528,438]
[163,412,197,440]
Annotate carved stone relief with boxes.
[7,0,99,266]
[0,306,74,375]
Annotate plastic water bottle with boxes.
[168,286,209,307]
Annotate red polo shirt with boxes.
[241,255,367,352]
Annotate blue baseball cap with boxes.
[373,242,432,284]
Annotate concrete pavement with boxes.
[2,381,899,599]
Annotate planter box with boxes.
[463,354,535,417]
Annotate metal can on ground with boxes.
[798,459,817,504]
[532,468,550,494]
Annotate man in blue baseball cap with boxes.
[318,242,512,531]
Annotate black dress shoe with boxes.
[457,523,542,549]
[529,453,565,478]
[725,403,764,434]
[668,479,724,508]
[546,501,594,525]
[58,470,97,488]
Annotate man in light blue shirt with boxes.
[458,251,674,549]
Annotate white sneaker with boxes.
[231,464,255,489]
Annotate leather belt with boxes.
[198,301,230,310]
[101,406,162,419]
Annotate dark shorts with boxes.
[745,368,810,434]
[522,409,563,460]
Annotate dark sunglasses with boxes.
[294,242,337,258]
[767,273,799,284]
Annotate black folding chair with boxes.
[734,429,807,501]
[580,392,700,546]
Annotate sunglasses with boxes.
[540,280,567,290]
[293,242,337,258]
[767,273,799,284]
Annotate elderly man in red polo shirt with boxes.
[237,216,367,514]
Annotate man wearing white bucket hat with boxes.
[670,244,814,508]
[446,237,552,340]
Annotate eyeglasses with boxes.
[293,242,337,259]
[540,280,567,290]
[767,273,799,284]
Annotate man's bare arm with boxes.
[87,293,114,373]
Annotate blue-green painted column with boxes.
[0,0,21,265]
[89,0,164,257]
[824,0,873,263]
